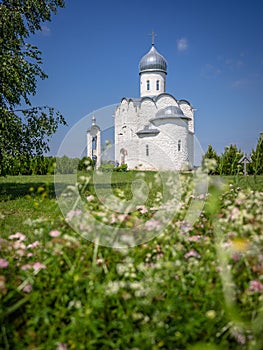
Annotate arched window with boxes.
[146,144,149,156]
[92,136,97,150]
[156,80,160,91]
[178,140,182,152]
[147,80,150,91]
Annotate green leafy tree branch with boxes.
[0,0,66,175]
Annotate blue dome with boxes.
[139,45,167,74]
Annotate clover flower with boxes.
[49,230,61,237]
[33,262,47,271]
[247,280,263,293]
[9,232,26,241]
[188,235,201,242]
[27,241,40,249]
[22,283,32,293]
[184,249,201,259]
[21,264,32,270]
[0,258,8,268]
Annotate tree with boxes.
[250,133,263,175]
[218,144,243,175]
[202,145,220,174]
[0,0,66,175]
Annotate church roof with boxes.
[150,106,190,122]
[139,45,167,74]
[136,124,160,137]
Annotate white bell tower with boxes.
[87,116,101,168]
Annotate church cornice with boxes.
[120,94,194,111]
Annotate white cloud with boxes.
[224,58,244,70]
[231,78,250,89]
[201,63,221,78]
[41,25,51,36]
[177,38,188,52]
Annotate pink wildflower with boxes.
[9,232,26,241]
[180,221,191,234]
[21,264,32,270]
[16,249,26,257]
[49,230,61,238]
[118,214,127,222]
[145,219,161,231]
[247,280,263,293]
[33,262,46,271]
[86,195,95,202]
[230,207,239,220]
[0,258,8,268]
[188,235,201,242]
[27,241,40,249]
[184,249,201,259]
[136,205,148,214]
[110,213,117,224]
[57,343,67,350]
[22,283,32,293]
[66,209,82,221]
[150,207,159,211]
[13,241,26,250]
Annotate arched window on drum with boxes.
[178,140,182,152]
[147,80,150,91]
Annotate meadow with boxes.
[0,172,263,349]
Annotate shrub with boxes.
[54,155,79,174]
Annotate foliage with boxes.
[0,0,66,176]
[202,145,220,175]
[99,162,128,172]
[218,144,243,176]
[250,134,263,175]
[115,163,128,172]
[77,156,95,171]
[0,173,263,349]
[2,155,55,175]
[54,155,79,174]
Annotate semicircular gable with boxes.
[178,99,193,108]
[140,96,155,104]
[120,97,129,104]
[156,93,178,110]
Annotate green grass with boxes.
[0,173,262,238]
[215,174,263,191]
[0,172,263,349]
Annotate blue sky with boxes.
[30,0,263,157]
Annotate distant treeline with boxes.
[202,134,263,175]
[2,133,262,176]
[1,155,95,176]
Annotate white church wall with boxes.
[122,119,190,171]
[187,132,194,169]
[138,99,157,129]
[179,100,194,133]
[159,120,189,169]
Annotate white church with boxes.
[88,36,195,171]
